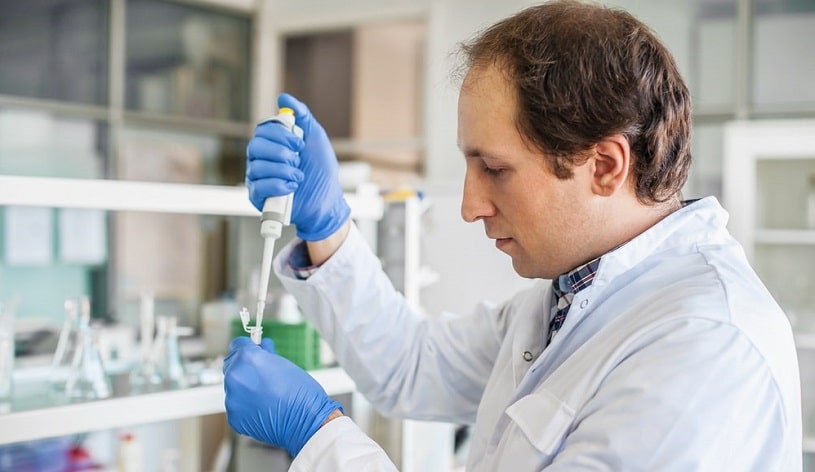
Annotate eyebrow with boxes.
[460,146,507,163]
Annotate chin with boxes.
[510,260,539,279]
[511,257,557,280]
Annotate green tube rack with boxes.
[231,318,322,371]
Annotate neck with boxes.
[580,196,682,268]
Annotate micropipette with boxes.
[245,107,302,344]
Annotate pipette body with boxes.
[247,108,302,344]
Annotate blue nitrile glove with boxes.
[246,93,351,241]
[223,336,343,457]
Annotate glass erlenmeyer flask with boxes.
[50,298,80,395]
[151,315,187,390]
[65,298,111,401]
[130,293,158,393]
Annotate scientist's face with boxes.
[458,65,598,279]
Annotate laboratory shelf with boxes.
[0,366,355,445]
[0,175,384,221]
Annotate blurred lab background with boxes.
[0,0,813,471]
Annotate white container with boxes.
[117,432,143,472]
[276,293,303,324]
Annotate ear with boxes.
[590,134,631,197]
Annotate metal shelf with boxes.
[0,367,355,445]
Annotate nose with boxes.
[461,167,495,223]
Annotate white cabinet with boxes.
[723,119,815,455]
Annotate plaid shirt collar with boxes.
[553,256,602,300]
[547,256,602,346]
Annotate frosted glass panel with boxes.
[753,9,815,109]
[125,0,252,121]
[696,18,737,109]
[755,158,815,229]
[0,108,106,178]
[607,0,738,111]
[0,0,109,105]
[118,127,246,185]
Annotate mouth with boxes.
[494,238,512,251]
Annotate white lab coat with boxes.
[275,197,802,471]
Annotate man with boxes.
[223,1,802,470]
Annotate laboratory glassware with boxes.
[151,315,187,389]
[65,298,111,401]
[50,298,81,394]
[129,293,158,392]
[0,300,17,410]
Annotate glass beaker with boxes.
[151,315,187,390]
[65,301,111,401]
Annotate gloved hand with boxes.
[246,93,351,241]
[223,336,343,457]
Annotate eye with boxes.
[483,164,506,177]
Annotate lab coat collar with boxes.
[515,196,732,398]
[591,196,730,295]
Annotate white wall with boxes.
[419,181,535,317]
[423,0,538,183]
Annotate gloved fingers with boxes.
[246,136,302,167]
[277,93,311,122]
[246,159,304,183]
[224,408,244,436]
[277,93,328,139]
[223,343,275,390]
[253,120,304,149]
[223,346,252,393]
[228,335,256,352]
[260,337,276,354]
[224,384,252,435]
[223,347,238,370]
[248,178,300,211]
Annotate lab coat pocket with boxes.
[505,390,575,456]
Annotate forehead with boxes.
[457,65,525,152]
[459,64,516,116]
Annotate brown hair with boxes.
[458,0,692,203]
